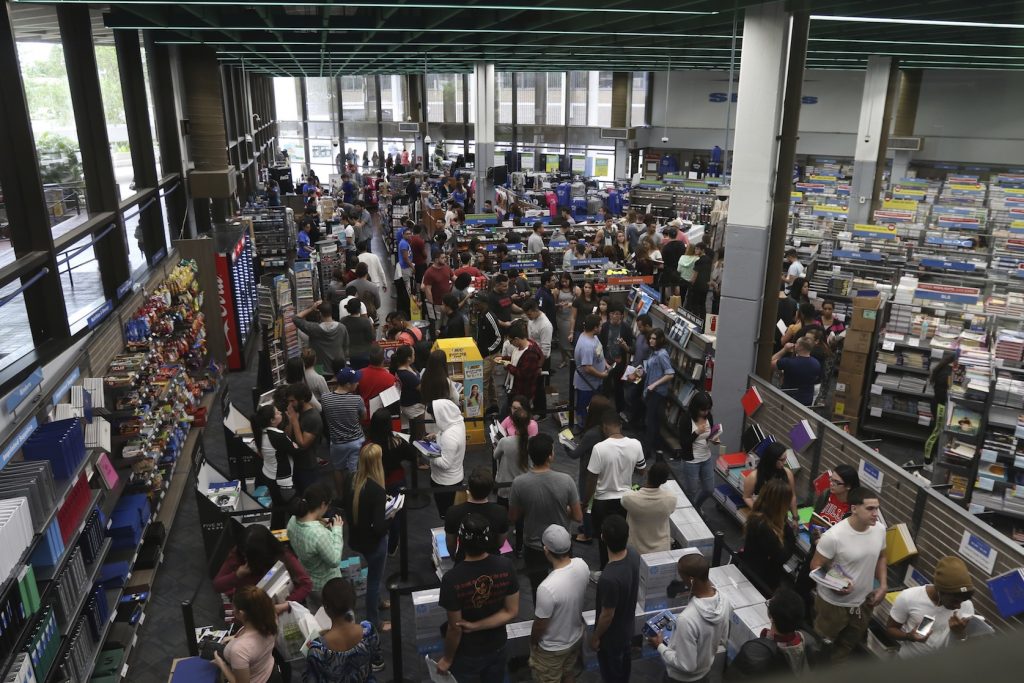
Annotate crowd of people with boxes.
[209,168,982,683]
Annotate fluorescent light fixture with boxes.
[13,0,715,13]
[810,14,1024,30]
[108,25,710,38]
[811,37,1024,50]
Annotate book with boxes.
[414,440,443,458]
[716,452,748,473]
[885,523,918,564]
[557,428,578,451]
[741,386,763,417]
[789,419,816,452]
[809,564,853,592]
[947,403,982,437]
[986,568,1024,618]
[813,471,831,495]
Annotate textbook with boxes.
[809,564,853,592]
[987,568,1024,618]
[741,386,764,417]
[885,523,918,564]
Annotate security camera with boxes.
[660,136,669,143]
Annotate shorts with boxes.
[529,640,582,683]
[329,439,364,473]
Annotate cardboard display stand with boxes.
[431,338,485,446]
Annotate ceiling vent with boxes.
[887,136,923,151]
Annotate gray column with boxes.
[848,56,899,225]
[890,69,922,187]
[473,61,495,207]
[713,1,793,451]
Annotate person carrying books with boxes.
[809,487,887,662]
[885,556,976,658]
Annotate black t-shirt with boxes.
[661,240,686,280]
[439,554,519,654]
[595,548,641,644]
[444,502,509,558]
[692,254,713,289]
[440,311,468,339]
[572,297,599,332]
[932,365,952,404]
[292,407,323,471]
[488,291,514,324]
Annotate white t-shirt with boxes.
[339,295,368,318]
[890,586,975,658]
[816,518,886,607]
[588,436,646,500]
[535,557,590,651]
[787,260,805,280]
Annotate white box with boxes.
[660,480,692,509]
[727,603,771,659]
[668,508,714,557]
[412,587,446,649]
[638,548,701,611]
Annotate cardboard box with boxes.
[638,548,701,611]
[727,603,772,660]
[669,508,714,557]
[839,350,870,373]
[850,298,882,331]
[844,329,874,355]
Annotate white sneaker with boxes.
[589,570,602,584]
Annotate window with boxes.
[380,75,406,122]
[140,45,162,178]
[427,73,464,124]
[515,72,535,125]
[123,208,148,276]
[546,72,566,126]
[588,71,613,128]
[58,231,109,330]
[274,77,301,121]
[0,279,35,371]
[568,71,588,126]
[0,180,13,270]
[340,75,377,121]
[305,77,336,121]
[495,72,513,125]
[17,41,89,242]
[630,71,649,127]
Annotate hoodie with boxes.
[292,317,350,370]
[430,399,466,485]
[659,589,732,682]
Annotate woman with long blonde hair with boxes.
[742,477,796,594]
[343,443,391,631]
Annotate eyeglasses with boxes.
[829,478,846,487]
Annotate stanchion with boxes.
[403,459,432,510]
[182,601,198,656]
[712,530,726,566]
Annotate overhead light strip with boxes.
[810,14,1024,30]
[108,24,717,38]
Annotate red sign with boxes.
[607,275,654,285]
[215,252,242,370]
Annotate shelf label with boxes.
[975,476,995,491]
[87,300,114,330]
[5,367,44,413]
[918,415,931,426]
[858,459,884,491]
[907,338,920,347]
[870,384,883,395]
[882,341,896,351]
[870,407,883,417]
[958,531,997,574]
[875,362,887,374]
[0,417,39,470]
[51,367,82,407]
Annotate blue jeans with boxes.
[683,458,716,510]
[451,644,508,683]
[575,388,595,429]
[597,644,632,683]
[363,535,389,627]
[329,439,364,473]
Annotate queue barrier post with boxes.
[182,601,198,657]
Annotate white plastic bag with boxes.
[276,601,322,661]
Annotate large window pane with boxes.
[427,73,464,124]
[588,71,613,128]
[630,71,648,128]
[0,180,13,270]
[515,73,536,125]
[568,71,588,126]
[123,205,150,275]
[380,75,406,122]
[340,75,377,121]
[306,77,335,121]
[140,45,162,178]
[546,72,565,126]
[18,41,89,241]
[58,233,108,330]
[274,77,301,121]
[95,44,135,200]
[495,72,513,125]
[0,279,35,371]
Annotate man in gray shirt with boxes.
[509,434,583,599]
[293,301,350,370]
[350,262,382,317]
[527,221,546,255]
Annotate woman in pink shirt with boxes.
[499,395,539,437]
[214,586,280,683]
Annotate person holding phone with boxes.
[886,556,976,657]
[286,482,345,599]
[676,391,720,512]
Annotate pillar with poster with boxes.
[431,337,485,445]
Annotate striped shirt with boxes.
[320,390,366,444]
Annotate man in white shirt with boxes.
[585,412,646,571]
[356,247,388,294]
[886,556,976,658]
[784,248,805,284]
[524,301,553,360]
[529,525,589,683]
[528,221,546,254]
[810,486,887,662]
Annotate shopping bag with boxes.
[410,296,423,321]
[276,601,322,660]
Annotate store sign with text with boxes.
[913,283,980,305]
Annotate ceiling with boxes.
[9,0,1024,76]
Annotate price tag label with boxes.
[907,338,920,347]
[870,407,883,417]
[918,415,931,426]
[981,449,998,463]
[832,265,841,273]
[870,384,883,395]
[875,362,887,373]
[836,383,847,393]
[976,476,995,491]
[882,341,896,351]
[1015,455,1024,469]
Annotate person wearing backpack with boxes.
[729,587,821,678]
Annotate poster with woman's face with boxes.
[463,360,484,418]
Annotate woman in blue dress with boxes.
[303,578,382,681]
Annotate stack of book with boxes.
[431,528,453,579]
[0,461,56,534]
[995,330,1024,363]
[0,497,33,584]
[994,376,1024,408]
[21,419,86,481]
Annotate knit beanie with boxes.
[933,556,974,594]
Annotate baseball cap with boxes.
[336,367,363,385]
[933,556,974,594]
[542,525,571,554]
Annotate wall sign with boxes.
[0,417,38,471]
[4,368,44,413]
[858,459,884,492]
[958,530,997,574]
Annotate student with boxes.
[586,412,646,571]
[925,351,956,464]
[573,314,610,431]
[439,293,468,338]
[286,482,344,596]
[212,586,280,683]
[472,293,504,413]
[293,301,350,371]
[304,578,383,680]
[444,467,508,560]
[650,554,732,683]
[357,344,398,417]
[500,319,544,411]
[813,464,860,527]
[436,513,520,680]
[638,328,675,459]
[493,410,532,504]
[301,348,329,400]
[499,395,539,437]
[321,367,366,492]
[771,337,821,407]
[421,252,454,334]
[212,525,312,611]
[429,399,466,520]
[529,525,590,683]
[783,248,805,284]
[590,515,640,683]
[509,434,583,598]
[621,462,677,555]
[729,587,819,677]
[568,395,614,544]
[283,383,323,493]
[742,442,798,522]
[677,391,720,510]
[251,404,298,529]
[886,556,976,658]
[810,487,888,662]
[420,349,461,411]
[341,299,375,368]
[528,221,546,254]
[742,478,796,594]
[342,444,390,630]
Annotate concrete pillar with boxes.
[713,1,794,452]
[848,56,899,225]
[890,69,922,186]
[473,61,495,208]
[611,72,630,128]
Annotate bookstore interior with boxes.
[1,1,1024,682]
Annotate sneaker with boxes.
[589,570,602,584]
[372,657,386,672]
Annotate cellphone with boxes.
[915,616,935,637]
[709,424,722,438]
